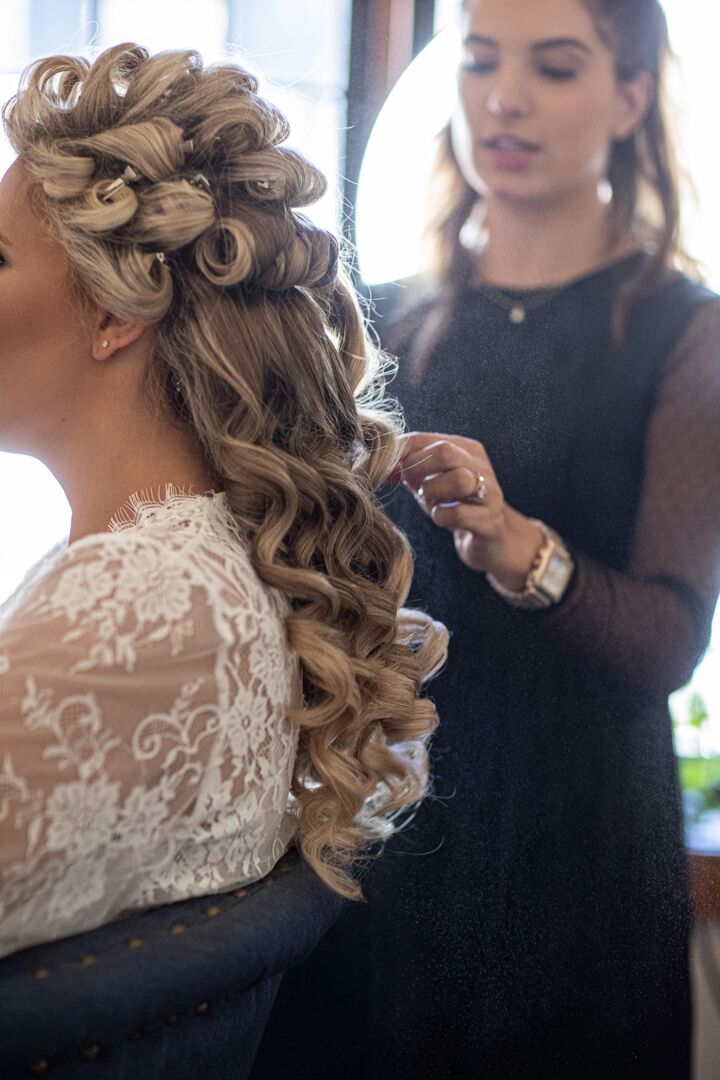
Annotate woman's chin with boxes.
[480,175,579,213]
[0,431,34,457]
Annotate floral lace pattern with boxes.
[0,490,301,958]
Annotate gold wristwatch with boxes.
[486,520,574,609]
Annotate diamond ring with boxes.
[464,472,488,505]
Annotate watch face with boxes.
[541,550,572,601]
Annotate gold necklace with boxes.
[474,281,569,324]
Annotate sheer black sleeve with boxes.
[543,299,720,696]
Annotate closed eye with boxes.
[538,66,577,81]
[461,59,496,75]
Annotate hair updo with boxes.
[5,46,338,320]
[3,44,447,898]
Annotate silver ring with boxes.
[464,472,487,505]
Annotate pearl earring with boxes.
[101,340,110,348]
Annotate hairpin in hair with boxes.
[189,172,211,194]
[101,164,141,202]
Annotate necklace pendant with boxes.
[509,304,526,325]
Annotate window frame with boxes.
[343,0,435,245]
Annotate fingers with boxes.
[398,431,487,468]
[399,437,491,495]
[394,433,501,539]
[394,432,515,573]
[416,465,482,506]
[400,439,452,481]
[430,501,501,534]
[384,462,403,487]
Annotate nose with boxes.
[485,72,531,119]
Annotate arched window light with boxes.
[356,2,720,763]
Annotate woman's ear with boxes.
[612,70,655,141]
[92,313,149,361]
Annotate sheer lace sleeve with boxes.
[0,511,300,958]
[545,299,720,695]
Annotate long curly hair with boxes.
[397,0,695,379]
[2,44,448,899]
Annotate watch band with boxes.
[486,520,574,609]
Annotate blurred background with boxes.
[0,0,718,835]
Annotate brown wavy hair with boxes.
[397,0,693,379]
[3,44,448,899]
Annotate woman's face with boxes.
[0,161,93,454]
[453,0,644,206]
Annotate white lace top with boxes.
[0,489,302,960]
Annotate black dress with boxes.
[252,256,720,1080]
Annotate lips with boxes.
[480,134,541,173]
[482,135,540,152]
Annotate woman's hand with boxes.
[394,432,543,588]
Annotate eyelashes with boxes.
[461,61,578,83]
[541,68,577,82]
[461,61,495,75]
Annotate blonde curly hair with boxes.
[3,44,447,898]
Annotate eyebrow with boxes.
[464,34,593,55]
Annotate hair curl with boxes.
[2,44,448,899]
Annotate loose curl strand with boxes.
[3,44,448,899]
